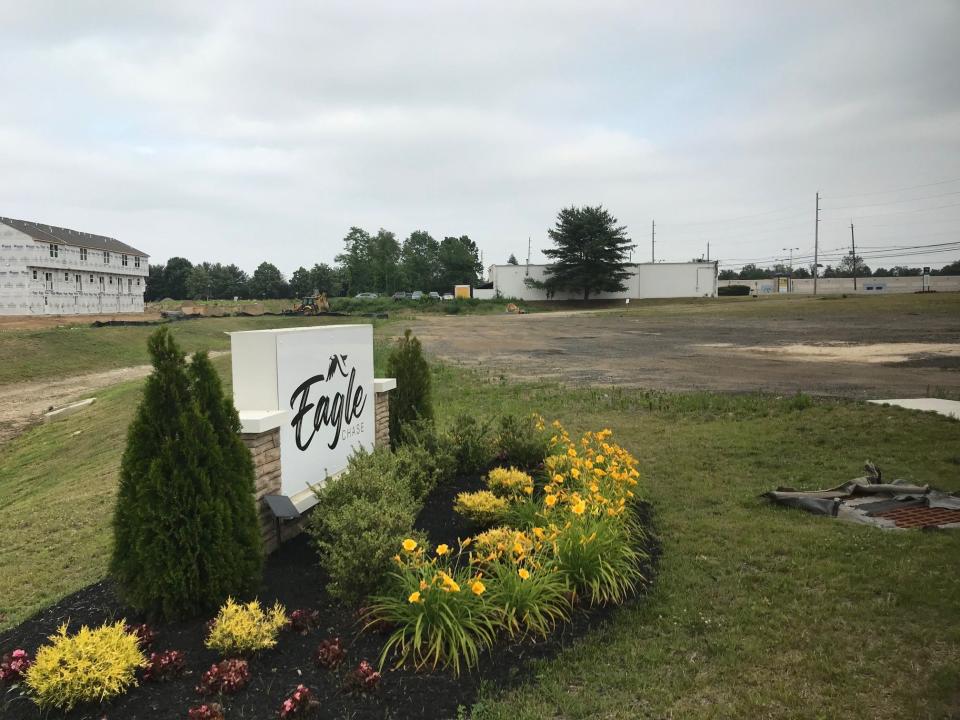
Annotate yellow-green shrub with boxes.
[453,490,509,525]
[25,621,146,711]
[205,598,287,657]
[486,467,534,498]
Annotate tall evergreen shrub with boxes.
[386,329,434,447]
[110,328,262,620]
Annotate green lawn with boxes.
[1,350,958,718]
[0,315,375,386]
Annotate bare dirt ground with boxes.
[408,305,960,398]
[0,312,164,331]
[0,351,228,445]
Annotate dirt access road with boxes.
[408,299,960,398]
[0,351,228,445]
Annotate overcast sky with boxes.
[2,1,959,274]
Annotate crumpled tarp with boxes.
[763,462,960,529]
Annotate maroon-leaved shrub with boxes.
[141,650,186,682]
[126,623,157,650]
[287,609,321,634]
[0,649,32,684]
[278,684,319,718]
[343,660,381,693]
[188,703,225,720]
[196,659,251,696]
[313,637,346,669]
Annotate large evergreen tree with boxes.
[111,328,262,620]
[536,205,634,300]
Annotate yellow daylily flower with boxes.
[545,494,558,507]
[436,544,449,556]
[402,538,417,552]
[471,580,486,596]
[518,568,531,580]
[408,591,421,604]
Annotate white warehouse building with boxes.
[489,261,717,301]
[0,217,149,315]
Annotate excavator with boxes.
[288,292,331,315]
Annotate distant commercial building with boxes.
[0,217,149,315]
[490,261,717,301]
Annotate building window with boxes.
[135,256,141,268]
[122,254,128,267]
[80,247,87,261]
[103,250,110,263]
[50,244,58,258]
[89,275,94,283]
[64,272,69,281]
[45,272,52,282]
[109,277,113,284]
[127,278,132,290]
[136,278,141,285]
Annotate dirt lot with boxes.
[0,311,165,330]
[408,299,960,398]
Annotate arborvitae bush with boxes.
[386,329,433,447]
[110,328,262,621]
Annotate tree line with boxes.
[719,257,960,281]
[144,226,484,301]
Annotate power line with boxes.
[821,176,960,201]
[821,189,960,211]
[656,204,807,228]
[820,200,960,220]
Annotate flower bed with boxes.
[0,426,658,719]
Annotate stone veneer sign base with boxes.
[229,324,395,552]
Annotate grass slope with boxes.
[1,345,959,717]
[0,315,372,386]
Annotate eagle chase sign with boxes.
[229,325,375,506]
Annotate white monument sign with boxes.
[229,325,375,507]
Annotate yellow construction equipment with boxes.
[290,293,331,315]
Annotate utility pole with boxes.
[651,220,656,263]
[850,222,857,291]
[782,247,799,271]
[813,192,820,296]
[525,236,531,276]
[707,242,710,262]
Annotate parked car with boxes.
[427,291,441,300]
[442,293,454,301]
[354,292,378,299]
[411,291,424,300]
[391,291,410,301]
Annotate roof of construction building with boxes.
[0,216,149,257]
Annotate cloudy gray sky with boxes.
[2,0,959,274]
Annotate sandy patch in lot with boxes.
[697,342,960,364]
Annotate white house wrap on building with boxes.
[490,261,718,301]
[0,217,149,315]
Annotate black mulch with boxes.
[0,476,660,720]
